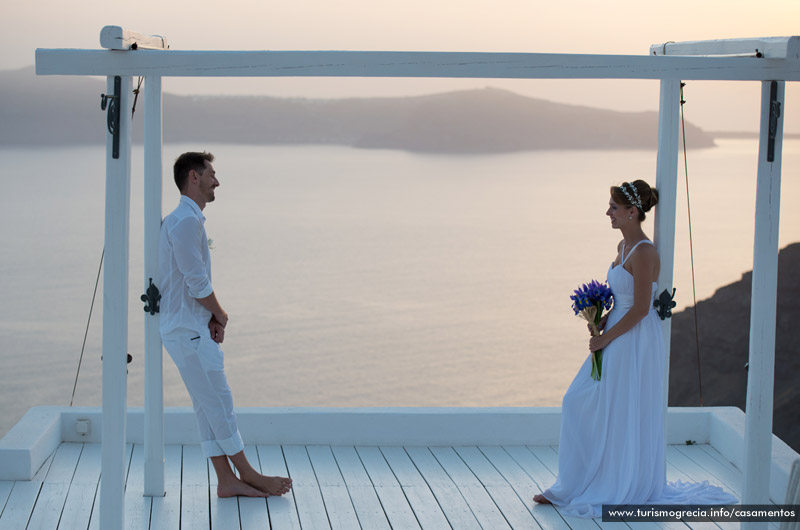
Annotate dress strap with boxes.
[621,239,653,265]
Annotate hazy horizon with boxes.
[3,0,799,134]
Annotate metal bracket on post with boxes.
[654,288,677,320]
[767,81,781,162]
[100,76,121,159]
[141,278,161,315]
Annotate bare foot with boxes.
[243,473,293,496]
[217,476,269,498]
[533,494,552,504]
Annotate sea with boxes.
[1,139,798,439]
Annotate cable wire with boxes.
[70,248,103,407]
[679,82,704,407]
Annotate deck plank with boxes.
[504,446,556,493]
[331,446,391,530]
[429,447,512,530]
[357,446,422,529]
[381,447,451,529]
[306,445,361,530]
[455,446,541,529]
[284,445,332,529]
[257,445,302,530]
[149,444,182,530]
[27,483,69,530]
[0,481,43,530]
[528,446,559,476]
[482,446,577,530]
[181,444,211,530]
[43,443,83,483]
[27,442,83,530]
[123,444,154,530]
[63,444,100,530]
[330,446,374,487]
[32,449,57,483]
[405,447,483,530]
[0,481,13,514]
[58,482,99,530]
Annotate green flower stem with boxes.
[591,302,604,381]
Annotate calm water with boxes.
[1,139,798,438]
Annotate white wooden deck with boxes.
[0,442,752,530]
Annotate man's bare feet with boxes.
[242,472,293,496]
[533,494,552,504]
[217,476,269,498]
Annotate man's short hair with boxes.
[173,152,215,191]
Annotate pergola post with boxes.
[653,79,681,419]
[143,75,165,497]
[100,74,133,530]
[742,80,785,526]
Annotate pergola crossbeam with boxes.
[35,49,800,81]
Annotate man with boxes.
[159,151,292,498]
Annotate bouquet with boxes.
[570,280,614,381]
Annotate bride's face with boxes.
[607,199,635,229]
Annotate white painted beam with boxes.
[35,49,800,81]
[143,75,165,498]
[100,75,133,530]
[650,36,799,59]
[100,25,168,51]
[742,80,785,530]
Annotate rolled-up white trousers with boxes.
[162,329,244,459]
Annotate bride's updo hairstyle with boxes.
[610,180,659,221]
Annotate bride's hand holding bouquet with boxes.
[570,280,614,381]
[589,333,610,354]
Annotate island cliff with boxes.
[669,243,800,453]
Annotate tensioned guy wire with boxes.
[70,248,103,407]
[679,82,704,407]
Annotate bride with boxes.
[533,180,736,518]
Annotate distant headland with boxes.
[1,66,721,154]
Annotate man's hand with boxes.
[209,316,226,344]
[214,310,229,329]
[197,292,228,329]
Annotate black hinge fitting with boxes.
[654,288,677,320]
[141,278,161,315]
[100,76,121,159]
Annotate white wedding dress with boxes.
[541,240,737,518]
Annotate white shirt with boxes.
[159,195,214,337]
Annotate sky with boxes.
[2,0,799,132]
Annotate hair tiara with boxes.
[619,182,643,211]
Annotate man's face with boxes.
[195,161,219,203]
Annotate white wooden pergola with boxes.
[35,28,798,530]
